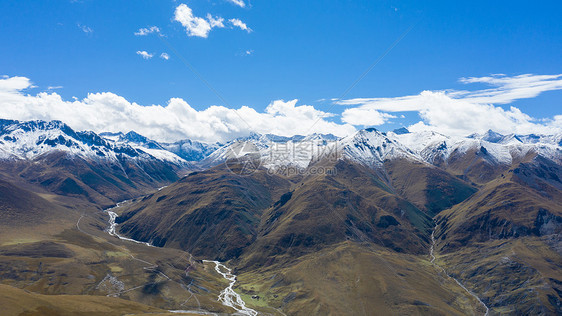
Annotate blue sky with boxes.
[1,0,561,142]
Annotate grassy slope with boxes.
[118,165,292,260]
[114,159,490,315]
[384,158,477,217]
[236,242,482,315]
[435,157,562,314]
[239,160,434,273]
[0,284,170,316]
[0,179,234,314]
[0,177,81,245]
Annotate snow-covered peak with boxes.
[160,139,221,162]
[99,131,124,142]
[198,127,562,171]
[389,129,561,166]
[0,119,190,167]
[200,132,340,170]
[338,128,418,167]
[1,119,560,172]
[387,130,449,153]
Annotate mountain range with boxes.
[3,118,559,171]
[0,118,561,315]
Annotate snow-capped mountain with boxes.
[200,127,562,172]
[337,128,418,167]
[161,139,221,162]
[99,130,221,163]
[0,119,190,167]
[0,119,201,205]
[201,132,340,169]
[386,128,562,166]
[1,118,561,174]
[100,131,165,150]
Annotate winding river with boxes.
[202,260,258,316]
[104,203,257,315]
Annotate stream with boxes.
[430,229,490,316]
[203,260,258,316]
[104,203,258,315]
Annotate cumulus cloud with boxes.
[160,53,170,60]
[229,18,251,32]
[206,14,225,28]
[4,73,558,144]
[226,0,246,8]
[173,4,251,38]
[341,109,395,126]
[340,74,562,136]
[136,51,154,59]
[134,26,161,36]
[0,76,356,143]
[174,4,212,38]
[0,76,34,92]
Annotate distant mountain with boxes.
[0,119,193,206]
[197,127,561,178]
[201,132,341,170]
[1,118,560,205]
[161,139,221,162]
[0,119,189,166]
[100,130,221,162]
[100,131,166,150]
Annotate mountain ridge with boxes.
[2,118,561,172]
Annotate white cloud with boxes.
[160,53,170,60]
[0,76,34,92]
[135,26,161,36]
[174,4,212,38]
[173,4,251,38]
[456,74,562,104]
[5,73,558,144]
[0,76,356,143]
[47,86,63,90]
[341,109,395,126]
[340,74,562,136]
[136,51,154,59]
[229,18,251,32]
[206,14,225,28]
[226,0,246,8]
[245,50,253,55]
[77,23,93,34]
